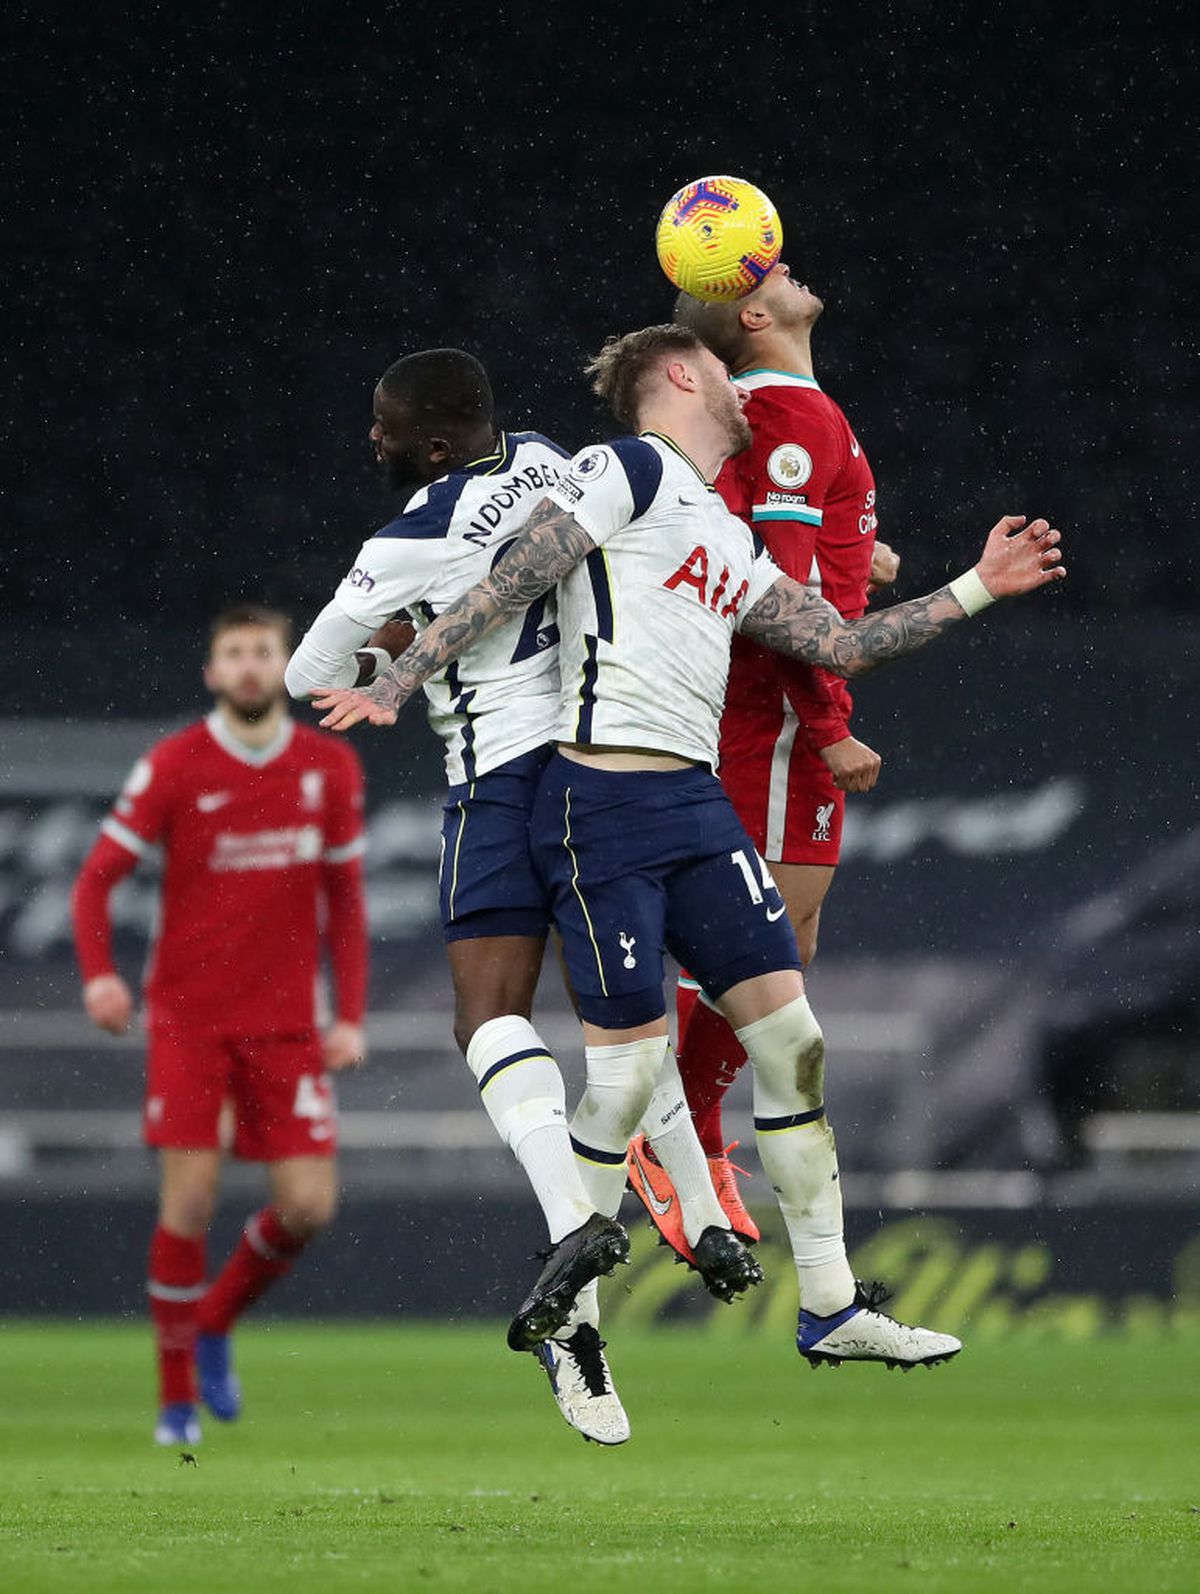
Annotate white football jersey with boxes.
[545,432,784,768]
[334,431,569,784]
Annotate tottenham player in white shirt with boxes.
[289,348,759,1444]
[313,326,1065,1409]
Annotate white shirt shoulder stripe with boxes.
[101,816,150,856]
[323,835,367,865]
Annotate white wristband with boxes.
[354,646,393,682]
[948,568,996,617]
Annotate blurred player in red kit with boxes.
[627,264,901,1245]
[72,605,368,1445]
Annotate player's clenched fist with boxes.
[83,973,134,1035]
[974,515,1065,599]
[819,734,882,794]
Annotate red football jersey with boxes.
[719,370,878,746]
[74,712,366,1034]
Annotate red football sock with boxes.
[148,1226,206,1407]
[675,976,701,1051]
[196,1207,308,1335]
[677,985,749,1155]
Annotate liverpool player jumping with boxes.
[628,263,901,1247]
[72,605,368,1446]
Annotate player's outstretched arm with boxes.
[741,515,1064,679]
[313,500,598,731]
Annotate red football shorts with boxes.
[718,703,845,866]
[144,1027,337,1160]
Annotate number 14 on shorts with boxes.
[730,849,787,921]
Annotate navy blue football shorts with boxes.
[531,753,802,1027]
[439,746,553,942]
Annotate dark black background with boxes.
[6,0,1196,720]
[2,3,1198,1180]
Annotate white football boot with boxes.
[154,1402,202,1446]
[534,1325,631,1445]
[797,1280,962,1369]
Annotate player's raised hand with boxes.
[323,1020,367,1071]
[312,685,399,731]
[974,516,1065,599]
[83,973,134,1035]
[819,734,882,793]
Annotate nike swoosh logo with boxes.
[766,904,788,922]
[850,438,861,457]
[631,1149,674,1215]
[196,792,231,812]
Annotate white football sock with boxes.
[465,1016,593,1244]
[555,1036,668,1338]
[559,1279,600,1334]
[570,1034,668,1218]
[641,1045,729,1245]
[737,996,856,1315]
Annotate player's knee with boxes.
[794,914,820,968]
[160,1190,217,1238]
[580,1035,667,1140]
[736,996,825,1113]
[454,997,536,1058]
[452,1010,476,1057]
[276,1187,338,1238]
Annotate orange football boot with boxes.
[706,1143,761,1244]
[625,1133,693,1262]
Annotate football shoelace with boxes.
[708,1143,756,1217]
[718,1140,752,1177]
[561,1325,613,1398]
[855,1279,894,1315]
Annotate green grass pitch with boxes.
[2,1322,1197,1593]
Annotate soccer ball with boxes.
[655,175,782,302]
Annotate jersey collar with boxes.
[640,430,718,491]
[736,368,822,392]
[462,431,516,477]
[206,710,295,767]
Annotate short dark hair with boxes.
[671,290,746,367]
[584,324,706,431]
[378,348,494,431]
[209,604,292,650]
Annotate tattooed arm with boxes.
[312,498,599,730]
[741,515,1066,678]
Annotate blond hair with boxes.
[584,324,706,431]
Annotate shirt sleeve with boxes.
[319,742,368,1022]
[776,658,851,751]
[285,599,377,698]
[730,400,854,748]
[101,746,175,856]
[333,531,448,628]
[71,832,140,982]
[322,742,367,861]
[735,539,789,626]
[321,856,368,1024]
[72,743,170,982]
[739,402,842,585]
[544,438,662,547]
